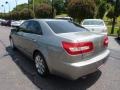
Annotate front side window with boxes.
[47,21,87,34]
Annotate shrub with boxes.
[35,3,54,18]
[0,13,3,18]
[4,14,11,20]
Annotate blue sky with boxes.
[0,0,28,13]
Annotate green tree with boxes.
[97,2,107,18]
[19,8,34,20]
[0,13,4,19]
[12,4,28,12]
[29,0,50,4]
[95,0,109,19]
[53,0,65,15]
[106,6,115,19]
[11,11,20,20]
[94,0,101,5]
[3,13,11,20]
[68,0,96,22]
[107,0,120,34]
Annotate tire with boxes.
[10,38,16,50]
[34,52,49,76]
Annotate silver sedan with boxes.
[9,19,110,80]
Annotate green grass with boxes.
[104,16,119,36]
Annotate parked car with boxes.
[81,19,108,35]
[56,16,73,21]
[11,20,25,27]
[9,19,110,80]
[0,19,5,25]
[1,20,11,26]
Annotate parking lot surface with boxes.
[0,26,120,90]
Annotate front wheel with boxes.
[34,52,49,76]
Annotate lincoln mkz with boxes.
[9,19,110,80]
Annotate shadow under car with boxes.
[6,46,102,90]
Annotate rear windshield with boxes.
[82,20,104,25]
[47,21,87,34]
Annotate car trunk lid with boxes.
[58,32,107,59]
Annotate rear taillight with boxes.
[62,41,94,55]
[103,35,109,47]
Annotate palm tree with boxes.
[5,1,8,4]
[5,1,10,13]
[14,0,17,11]
[32,0,35,18]
[1,5,4,7]
[1,5,5,13]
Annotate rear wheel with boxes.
[34,52,49,76]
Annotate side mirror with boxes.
[11,27,19,32]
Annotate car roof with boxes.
[83,19,103,21]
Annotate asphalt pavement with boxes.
[0,26,120,90]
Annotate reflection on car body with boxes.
[81,19,108,35]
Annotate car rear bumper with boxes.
[53,49,110,80]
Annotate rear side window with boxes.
[47,21,87,34]
[27,21,42,35]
